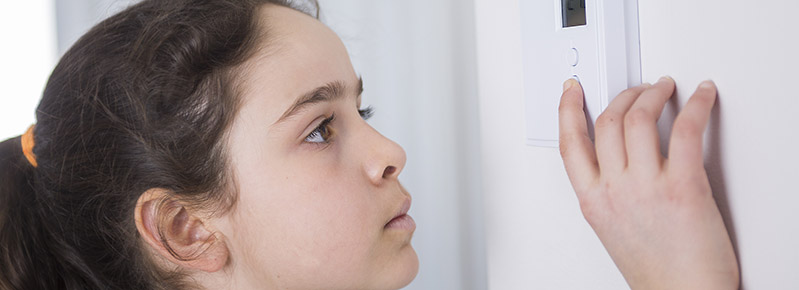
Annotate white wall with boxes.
[0,0,137,141]
[0,1,56,141]
[54,0,140,56]
[638,1,799,288]
[476,0,799,289]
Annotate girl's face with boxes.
[214,5,417,290]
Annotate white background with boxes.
[477,0,799,289]
[0,1,56,141]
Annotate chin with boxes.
[384,245,419,290]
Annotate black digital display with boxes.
[563,0,586,27]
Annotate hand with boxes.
[558,77,740,290]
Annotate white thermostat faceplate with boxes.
[520,0,642,147]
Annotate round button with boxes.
[568,47,579,67]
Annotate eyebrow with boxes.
[274,77,364,125]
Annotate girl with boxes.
[0,0,738,289]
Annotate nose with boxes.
[361,127,406,185]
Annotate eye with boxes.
[304,115,335,143]
[359,106,374,120]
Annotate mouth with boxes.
[384,199,415,231]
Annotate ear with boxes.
[134,188,229,272]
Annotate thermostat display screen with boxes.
[562,0,587,27]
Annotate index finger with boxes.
[559,79,599,193]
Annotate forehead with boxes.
[236,4,357,122]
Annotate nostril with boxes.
[382,166,397,178]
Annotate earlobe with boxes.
[134,189,229,272]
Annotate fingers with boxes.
[668,81,717,175]
[623,77,676,173]
[560,77,713,190]
[559,78,599,193]
[594,84,650,174]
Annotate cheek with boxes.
[231,160,385,284]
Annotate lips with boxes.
[385,199,415,231]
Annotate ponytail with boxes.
[0,136,55,289]
[1,134,108,289]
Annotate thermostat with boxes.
[520,0,642,147]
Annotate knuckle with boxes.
[620,87,637,95]
[595,112,619,130]
[577,193,603,225]
[578,197,597,221]
[559,133,589,157]
[558,97,576,114]
[577,181,612,225]
[672,119,702,140]
[558,102,567,115]
[624,108,652,127]
[663,175,710,205]
[559,143,569,157]
[620,86,643,96]
[559,135,575,156]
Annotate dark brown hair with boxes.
[0,0,317,289]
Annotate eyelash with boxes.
[304,106,375,144]
[358,106,375,120]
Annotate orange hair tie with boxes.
[21,125,38,168]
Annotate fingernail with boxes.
[641,82,652,88]
[658,76,673,82]
[563,79,577,92]
[699,80,716,89]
